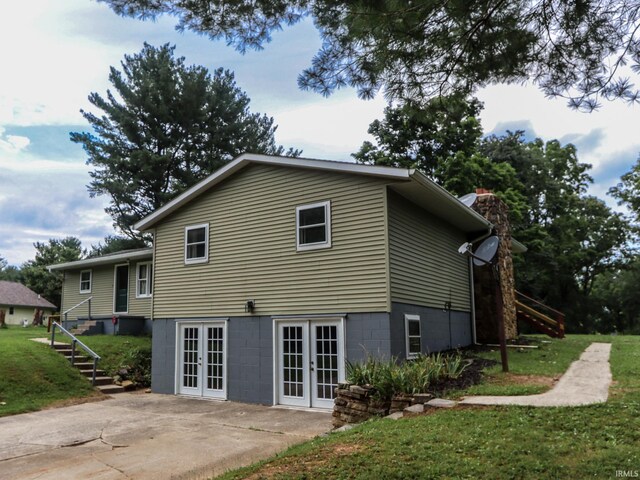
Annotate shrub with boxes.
[346,352,467,400]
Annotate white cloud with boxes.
[0,127,30,154]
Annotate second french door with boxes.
[178,322,227,399]
[277,319,344,409]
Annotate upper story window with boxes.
[185,224,209,264]
[405,314,422,359]
[296,201,331,251]
[136,262,153,298]
[79,270,92,293]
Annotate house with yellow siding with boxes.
[0,281,56,325]
[52,153,496,409]
[50,249,153,335]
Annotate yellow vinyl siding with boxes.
[61,261,151,320]
[1,306,55,325]
[388,190,472,311]
[152,163,389,317]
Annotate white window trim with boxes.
[405,314,422,359]
[296,200,332,251]
[184,223,209,264]
[79,269,92,294]
[136,261,153,298]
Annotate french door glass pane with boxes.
[315,325,338,400]
[282,326,304,398]
[182,327,199,388]
[206,327,224,390]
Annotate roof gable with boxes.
[0,281,56,309]
[134,153,491,234]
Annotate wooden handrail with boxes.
[515,290,565,318]
[515,301,558,327]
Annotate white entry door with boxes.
[277,319,344,409]
[178,322,226,399]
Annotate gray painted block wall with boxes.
[151,312,393,405]
[390,302,472,358]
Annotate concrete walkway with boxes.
[460,342,612,407]
[0,393,331,480]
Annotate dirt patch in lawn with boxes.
[491,373,558,388]
[42,391,107,411]
[243,443,368,479]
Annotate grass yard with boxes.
[0,326,96,417]
[218,335,640,480]
[54,333,152,386]
[0,326,152,417]
[455,335,597,397]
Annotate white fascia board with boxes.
[48,248,153,271]
[134,153,411,231]
[409,170,493,231]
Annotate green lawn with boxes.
[218,335,640,480]
[0,326,96,417]
[456,335,598,396]
[54,333,152,385]
[0,326,152,417]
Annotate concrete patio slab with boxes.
[0,392,331,480]
[460,342,612,407]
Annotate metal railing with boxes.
[62,297,93,326]
[50,321,101,385]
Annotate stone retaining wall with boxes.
[332,384,433,427]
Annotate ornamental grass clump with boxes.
[346,352,467,400]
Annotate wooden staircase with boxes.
[515,290,565,339]
[52,344,124,394]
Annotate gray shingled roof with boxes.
[0,281,56,309]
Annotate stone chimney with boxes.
[471,189,517,343]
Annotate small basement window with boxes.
[405,314,422,359]
[136,262,153,298]
[185,224,209,264]
[80,270,92,293]
[296,201,331,251]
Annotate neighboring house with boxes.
[51,153,507,409]
[49,248,153,335]
[0,281,56,325]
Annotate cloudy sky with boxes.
[1,0,639,266]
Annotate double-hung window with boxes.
[296,201,331,251]
[136,262,153,298]
[80,270,92,293]
[185,224,209,264]
[405,314,422,359]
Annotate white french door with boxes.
[178,322,226,399]
[277,319,344,409]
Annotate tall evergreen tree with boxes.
[101,1,640,110]
[71,43,300,238]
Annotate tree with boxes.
[21,238,85,309]
[354,96,631,332]
[71,43,300,238]
[100,1,640,110]
[353,96,528,220]
[0,255,22,283]
[610,154,640,228]
[89,235,149,258]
